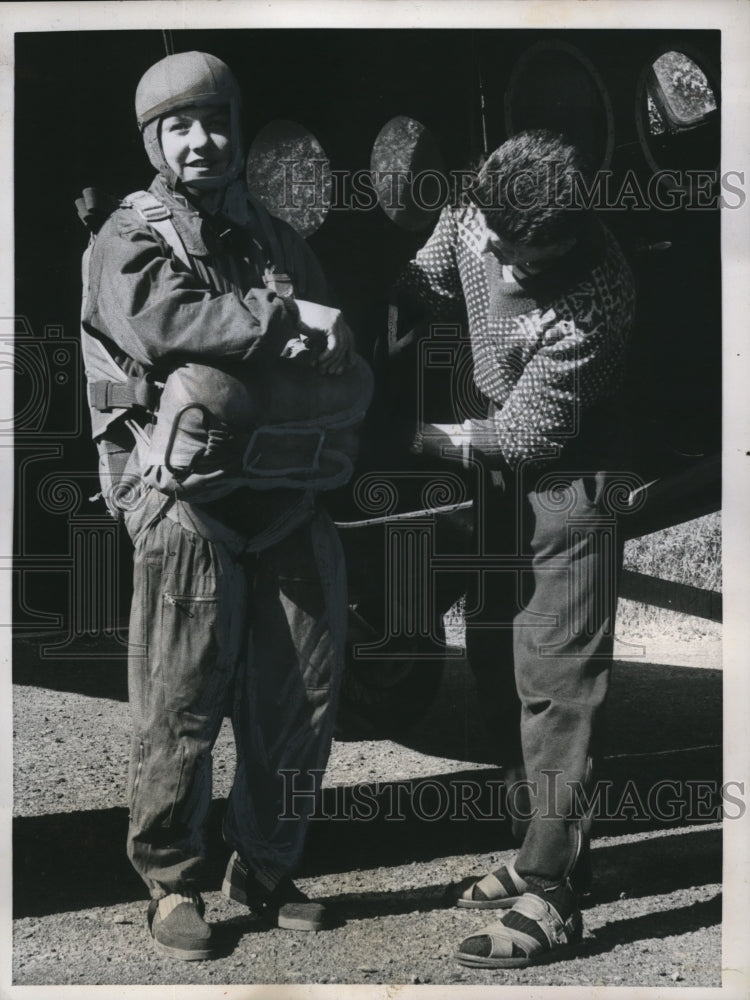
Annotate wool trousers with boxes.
[465,468,623,886]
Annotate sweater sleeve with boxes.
[395,206,463,324]
[85,211,300,369]
[490,314,627,469]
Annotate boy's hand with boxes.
[412,422,472,465]
[295,300,355,375]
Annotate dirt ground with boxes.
[9,614,725,992]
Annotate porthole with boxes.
[650,51,717,129]
[504,40,614,171]
[246,120,331,238]
[370,115,446,231]
[636,47,719,175]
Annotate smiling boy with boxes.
[80,51,358,960]
[159,104,233,187]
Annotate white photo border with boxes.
[1,3,748,999]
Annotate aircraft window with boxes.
[504,41,614,170]
[246,119,331,237]
[637,47,719,176]
[649,51,717,130]
[370,115,446,232]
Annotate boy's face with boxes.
[478,215,576,274]
[160,104,232,186]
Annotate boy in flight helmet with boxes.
[80,50,364,960]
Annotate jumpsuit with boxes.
[83,173,348,898]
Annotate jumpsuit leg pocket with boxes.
[159,591,228,717]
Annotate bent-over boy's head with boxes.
[473,129,593,266]
[135,51,244,191]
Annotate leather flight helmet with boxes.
[135,50,244,189]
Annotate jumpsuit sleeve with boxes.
[85,211,301,369]
[394,206,464,327]
[477,313,628,470]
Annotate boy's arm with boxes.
[393,206,464,330]
[85,212,334,369]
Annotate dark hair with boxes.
[472,129,592,246]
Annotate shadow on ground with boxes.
[13,629,723,949]
[580,894,721,956]
[13,634,129,702]
[14,771,721,920]
[13,636,722,766]
[400,655,722,765]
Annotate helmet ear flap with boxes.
[142,118,170,178]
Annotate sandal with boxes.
[455,890,583,968]
[457,860,528,909]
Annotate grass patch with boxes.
[618,511,721,640]
[444,512,723,645]
[623,511,722,592]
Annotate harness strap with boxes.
[125,189,191,268]
[90,380,138,412]
[89,377,162,413]
[126,189,172,222]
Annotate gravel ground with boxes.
[10,617,725,992]
[11,839,721,988]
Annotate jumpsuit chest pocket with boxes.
[159,591,230,717]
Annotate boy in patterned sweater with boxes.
[397,129,636,967]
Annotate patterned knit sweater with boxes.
[397,204,636,469]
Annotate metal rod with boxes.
[335,500,473,529]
